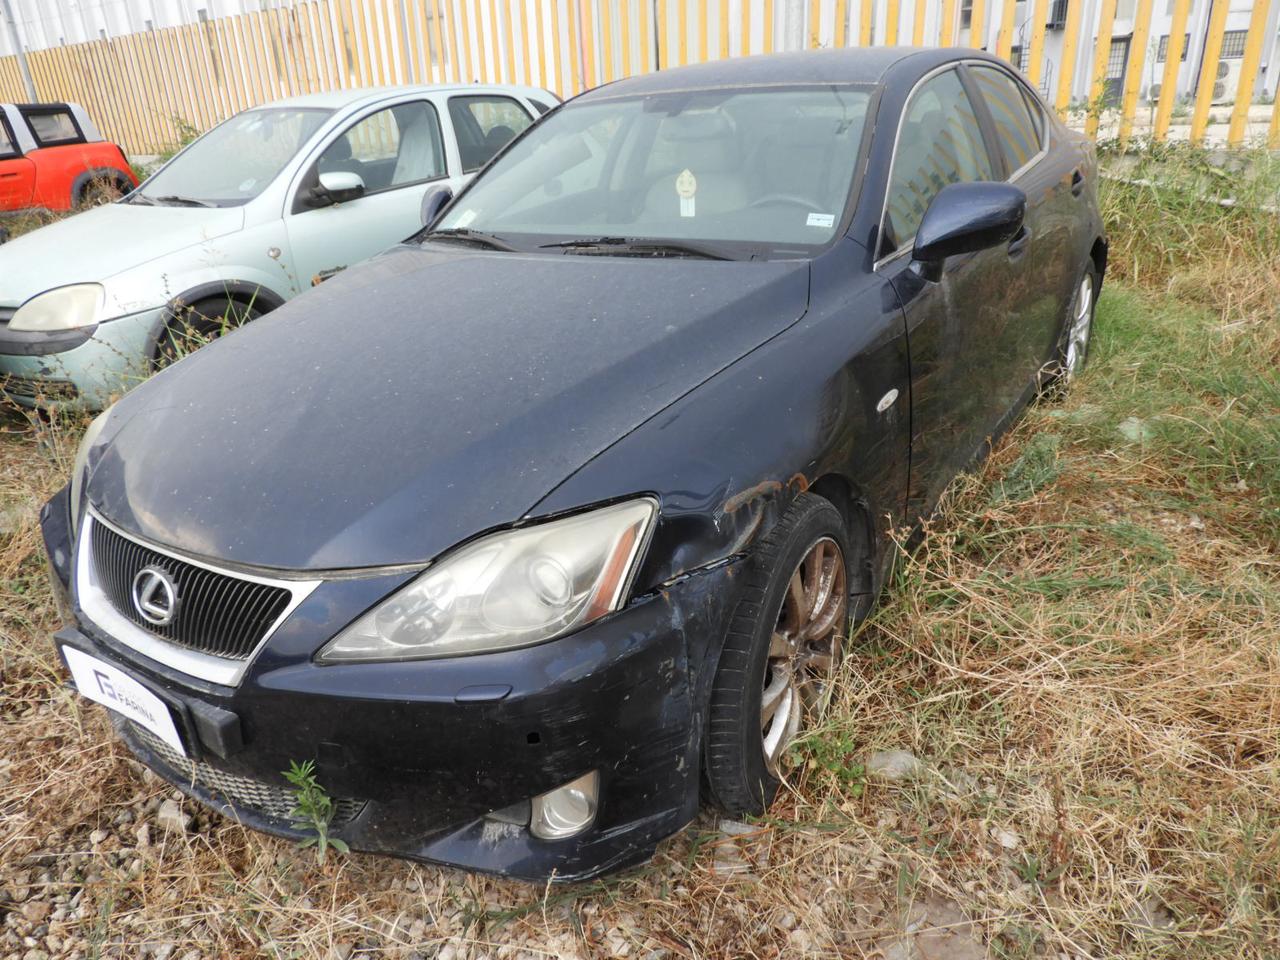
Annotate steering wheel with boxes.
[748,193,825,213]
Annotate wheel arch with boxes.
[70,166,135,206]
[1090,235,1108,284]
[150,280,288,360]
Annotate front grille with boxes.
[123,721,366,828]
[0,373,79,403]
[90,517,292,660]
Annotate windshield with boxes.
[436,85,871,258]
[138,107,332,207]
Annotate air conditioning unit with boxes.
[1212,59,1243,104]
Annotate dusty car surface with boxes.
[0,102,136,216]
[0,83,554,408]
[42,47,1104,881]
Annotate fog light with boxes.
[530,771,599,840]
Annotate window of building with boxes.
[1156,33,1190,62]
[1220,30,1248,59]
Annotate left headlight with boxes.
[318,498,658,663]
[9,284,105,333]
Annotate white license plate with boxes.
[62,646,187,757]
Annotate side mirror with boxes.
[420,185,454,227]
[911,182,1026,281]
[310,170,366,207]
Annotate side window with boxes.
[885,69,994,249]
[316,101,444,194]
[448,96,533,172]
[23,109,80,146]
[0,120,16,158]
[971,65,1042,174]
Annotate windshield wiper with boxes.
[151,194,217,208]
[127,193,159,206]
[421,227,517,251]
[539,236,733,260]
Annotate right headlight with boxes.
[317,498,658,663]
[9,283,105,333]
[69,406,113,533]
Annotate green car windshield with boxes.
[437,85,871,258]
[138,107,332,207]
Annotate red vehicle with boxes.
[0,102,137,213]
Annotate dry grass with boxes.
[2,152,1279,958]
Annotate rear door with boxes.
[445,94,534,174]
[0,115,35,209]
[874,66,1017,518]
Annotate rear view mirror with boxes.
[912,182,1026,280]
[311,170,366,207]
[420,185,454,227]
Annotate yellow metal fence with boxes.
[0,0,1276,155]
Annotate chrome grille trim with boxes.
[76,507,321,686]
[122,721,366,828]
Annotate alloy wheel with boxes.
[1064,273,1094,380]
[760,536,847,776]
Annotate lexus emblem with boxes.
[131,565,179,627]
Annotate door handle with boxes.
[0,172,18,179]
[1007,225,1031,259]
[1070,169,1085,197]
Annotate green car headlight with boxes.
[9,284,105,333]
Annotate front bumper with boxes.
[42,488,740,881]
[0,306,165,409]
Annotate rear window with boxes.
[448,95,533,172]
[23,109,82,146]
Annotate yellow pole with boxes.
[600,0,613,80]
[1084,0,1116,136]
[809,0,821,47]
[519,0,531,84]
[621,0,633,74]
[969,0,985,48]
[698,0,708,61]
[1117,0,1153,145]
[580,0,596,86]
[1026,0,1048,85]
[677,0,688,63]
[835,0,847,46]
[940,0,955,45]
[763,0,774,52]
[995,0,1015,59]
[1227,0,1272,145]
[565,0,579,91]
[720,0,731,56]
[742,0,751,55]
[1153,0,1190,139]
[858,0,872,45]
[912,0,925,45]
[458,0,474,82]
[1054,0,1084,113]
[1191,0,1230,143]
[550,0,564,93]
[501,0,516,82]
[885,0,899,44]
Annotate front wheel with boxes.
[704,494,851,815]
[155,297,262,368]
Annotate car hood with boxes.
[88,244,811,571]
[0,202,245,308]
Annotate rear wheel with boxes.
[704,494,851,815]
[75,175,128,210]
[1045,264,1098,391]
[155,297,261,368]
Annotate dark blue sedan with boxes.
[42,46,1105,881]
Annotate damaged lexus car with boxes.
[41,46,1105,881]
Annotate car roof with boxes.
[260,84,554,111]
[578,46,967,100]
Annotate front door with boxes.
[874,66,1015,519]
[285,100,461,287]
